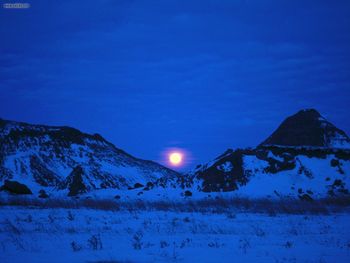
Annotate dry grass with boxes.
[0,195,349,215]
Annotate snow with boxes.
[3,152,52,193]
[0,126,178,194]
[328,132,350,149]
[0,205,349,263]
[1,118,349,201]
[267,151,284,162]
[235,154,350,198]
[216,161,233,172]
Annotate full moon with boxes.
[169,152,183,166]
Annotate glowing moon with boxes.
[169,152,183,166]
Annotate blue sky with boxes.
[1,0,350,170]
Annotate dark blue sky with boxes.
[1,0,350,170]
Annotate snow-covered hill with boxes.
[0,119,180,197]
[1,109,349,200]
[191,109,350,199]
[192,146,350,199]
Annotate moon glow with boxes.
[169,152,183,166]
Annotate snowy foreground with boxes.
[1,199,350,263]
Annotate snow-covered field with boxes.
[1,200,350,263]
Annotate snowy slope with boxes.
[192,146,350,198]
[191,109,350,199]
[0,119,180,196]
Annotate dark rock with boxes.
[260,109,350,148]
[143,182,155,191]
[38,189,49,198]
[61,166,89,196]
[333,179,343,187]
[184,190,192,197]
[299,194,313,201]
[92,133,105,141]
[274,190,281,197]
[327,179,348,196]
[330,159,339,167]
[263,157,296,174]
[30,155,61,186]
[297,164,313,178]
[196,150,249,192]
[328,189,335,196]
[114,195,121,200]
[0,180,32,195]
[134,183,144,189]
[338,188,349,194]
[146,182,154,188]
[306,190,313,195]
